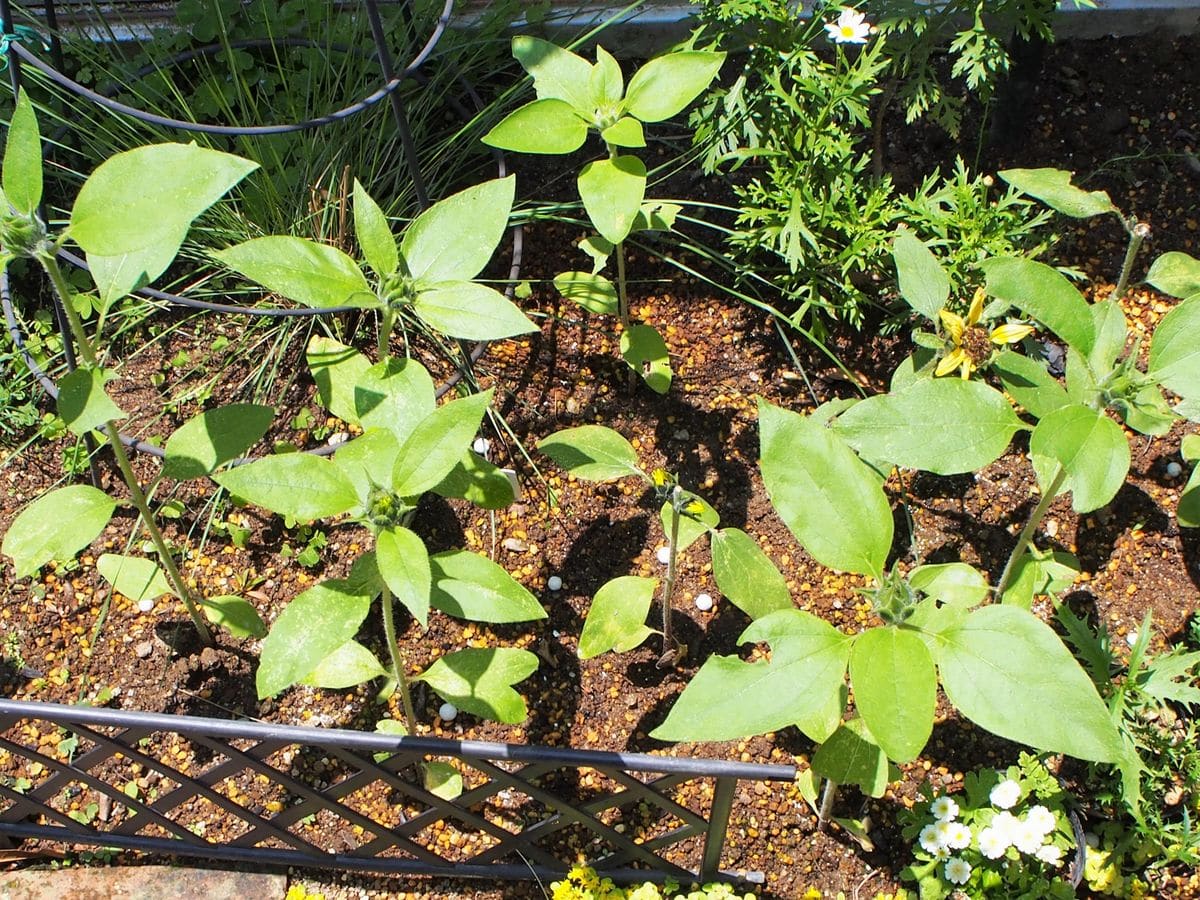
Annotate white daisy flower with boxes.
[990,811,1021,841]
[931,844,951,860]
[945,822,972,850]
[989,779,1022,810]
[977,826,1009,859]
[1025,805,1057,837]
[1013,820,1045,855]
[919,823,943,854]
[824,7,873,44]
[944,857,972,885]
[1036,844,1065,867]
[931,796,959,821]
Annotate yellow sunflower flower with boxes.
[935,287,1033,379]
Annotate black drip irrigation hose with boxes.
[1,0,526,465]
[7,0,454,136]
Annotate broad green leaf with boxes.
[982,257,1094,355]
[998,168,1116,218]
[539,425,642,482]
[355,356,436,439]
[3,91,43,214]
[57,366,125,436]
[72,144,257,272]
[97,554,171,603]
[214,454,359,521]
[834,378,1023,475]
[935,605,1124,762]
[578,155,646,245]
[1065,346,1101,409]
[301,640,386,689]
[392,390,493,496]
[849,627,935,762]
[578,575,655,658]
[811,719,889,798]
[908,563,989,607]
[334,429,401,505]
[1089,300,1129,375]
[890,348,936,393]
[217,236,375,309]
[624,51,725,123]
[992,349,1069,420]
[202,595,267,639]
[415,647,539,723]
[651,609,850,742]
[1146,251,1200,298]
[621,324,671,394]
[1030,403,1129,513]
[892,230,948,322]
[511,36,593,112]
[307,336,372,425]
[601,117,646,148]
[1183,434,1200,463]
[1149,296,1200,402]
[662,491,718,553]
[759,399,892,579]
[1178,454,1200,528]
[432,451,516,510]
[481,99,588,154]
[87,251,162,309]
[631,201,682,233]
[589,46,624,106]
[352,180,398,278]
[403,177,515,283]
[376,526,431,628]
[256,578,372,698]
[430,550,547,623]
[413,281,536,340]
[710,527,792,620]
[1000,547,1080,609]
[163,403,274,479]
[1116,383,1176,437]
[554,271,618,315]
[423,762,463,800]
[3,486,116,578]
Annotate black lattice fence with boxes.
[0,699,797,884]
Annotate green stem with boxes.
[379,582,418,734]
[994,463,1068,600]
[616,240,629,328]
[817,778,838,831]
[657,495,681,668]
[378,308,396,361]
[1111,220,1150,304]
[38,253,213,646]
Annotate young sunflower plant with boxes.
[933,286,1033,380]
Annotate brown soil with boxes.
[3,31,1200,900]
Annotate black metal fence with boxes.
[0,699,797,884]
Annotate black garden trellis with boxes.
[0,699,796,884]
[0,0,799,886]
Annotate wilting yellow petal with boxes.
[935,348,967,377]
[938,309,964,344]
[966,287,986,326]
[990,323,1034,345]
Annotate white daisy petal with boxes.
[944,857,972,885]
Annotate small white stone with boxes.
[1126,632,1139,647]
[694,593,713,612]
[1044,520,1058,538]
[1166,461,1183,478]
[547,575,563,592]
[472,437,491,457]
[438,702,458,722]
[326,431,350,446]
[137,599,155,613]
[656,546,671,564]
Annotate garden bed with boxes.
[2,27,1200,900]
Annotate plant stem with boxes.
[378,308,396,361]
[38,252,213,646]
[1111,220,1150,304]
[379,582,418,734]
[616,239,630,328]
[994,463,1068,599]
[817,778,838,831]
[656,497,681,668]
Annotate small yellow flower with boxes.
[934,287,1033,379]
[652,468,670,488]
